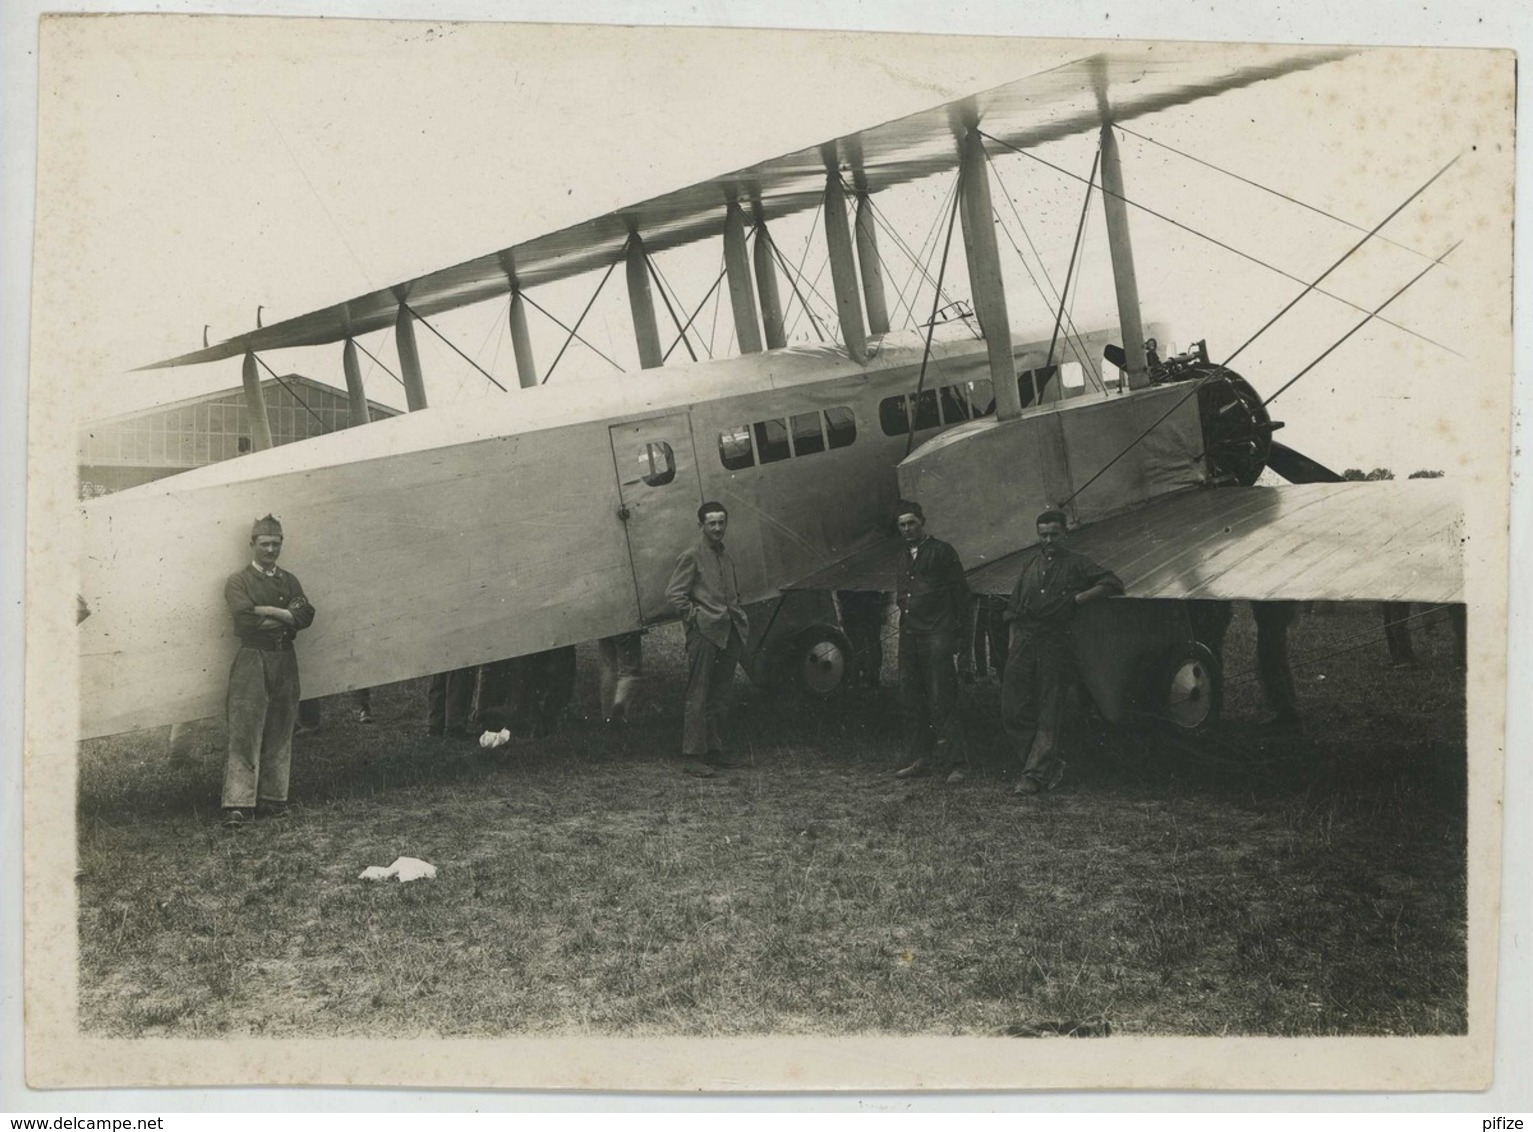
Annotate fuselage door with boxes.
[609,413,705,622]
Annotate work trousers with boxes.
[682,626,743,756]
[1253,601,1301,721]
[839,591,888,688]
[597,632,644,720]
[1000,631,1076,790]
[223,647,301,809]
[428,667,477,735]
[962,594,1010,680]
[897,628,965,769]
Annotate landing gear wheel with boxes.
[1142,641,1223,733]
[787,626,852,699]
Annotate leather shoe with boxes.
[222,808,251,828]
[1012,778,1041,796]
[682,761,717,778]
[945,768,968,785]
[704,751,740,770]
[894,760,929,779]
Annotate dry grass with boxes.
[76,603,1467,1037]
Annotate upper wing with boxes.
[789,482,1463,604]
[140,44,1347,370]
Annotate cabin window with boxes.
[753,419,791,464]
[967,380,996,417]
[1061,362,1086,395]
[790,412,826,457]
[940,384,970,423]
[638,440,676,487]
[718,425,754,470]
[1018,365,1060,408]
[878,395,910,437]
[825,406,856,449]
[912,389,940,431]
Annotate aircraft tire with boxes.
[1141,640,1223,734]
[785,626,853,699]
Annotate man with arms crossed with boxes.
[1002,509,1120,795]
[221,514,316,826]
[666,502,750,778]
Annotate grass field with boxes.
[76,603,1467,1037]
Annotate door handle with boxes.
[617,505,631,522]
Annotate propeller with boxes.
[1266,441,1344,484]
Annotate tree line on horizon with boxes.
[1340,469,1445,481]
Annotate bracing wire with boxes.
[979,129,1459,357]
[399,300,508,393]
[662,267,728,363]
[987,153,1104,391]
[539,246,628,383]
[1119,124,1442,264]
[250,352,332,434]
[905,178,965,459]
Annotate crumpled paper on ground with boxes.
[479,728,512,749]
[359,856,438,882]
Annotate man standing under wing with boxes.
[666,502,749,778]
[221,514,316,826]
[892,500,972,785]
[1002,509,1121,795]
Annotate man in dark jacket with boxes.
[221,515,316,826]
[1002,509,1121,795]
[665,502,750,777]
[892,500,971,784]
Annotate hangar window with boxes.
[754,418,791,464]
[824,406,856,449]
[637,440,676,487]
[790,412,826,457]
[718,425,754,471]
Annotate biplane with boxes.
[76,43,1465,742]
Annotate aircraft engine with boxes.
[1149,339,1279,487]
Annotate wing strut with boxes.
[723,203,765,354]
[1099,124,1149,389]
[959,129,1025,422]
[822,166,868,362]
[508,289,538,388]
[751,216,789,349]
[626,233,665,369]
[241,352,274,449]
[854,192,892,335]
[342,339,370,426]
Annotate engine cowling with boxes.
[1140,340,1278,487]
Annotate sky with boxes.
[28,19,1514,479]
